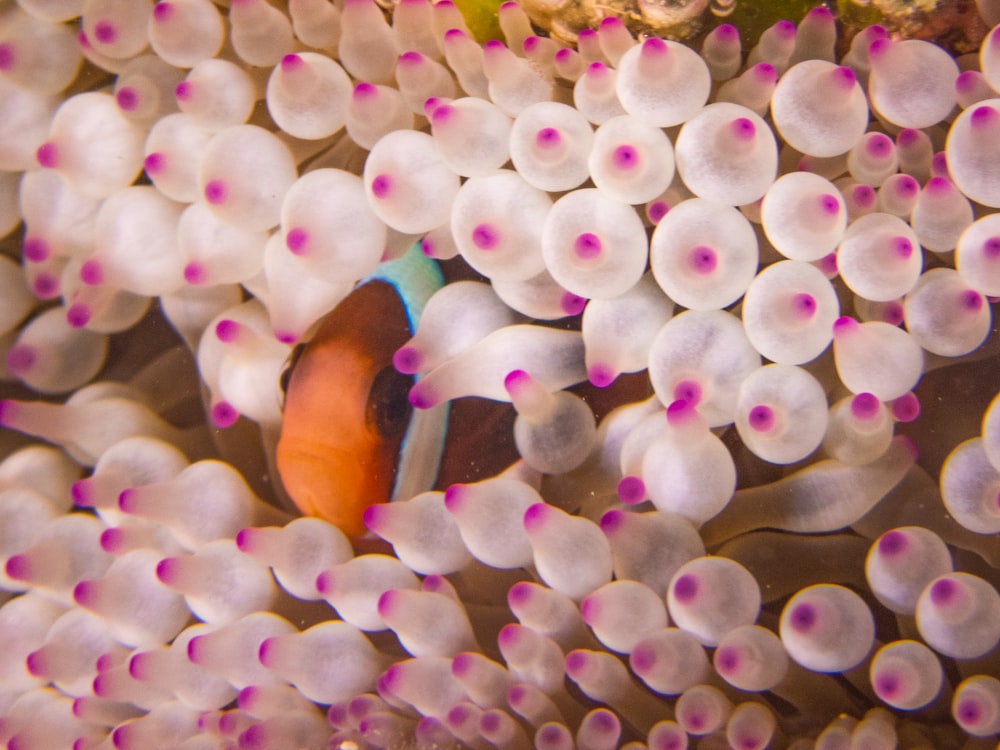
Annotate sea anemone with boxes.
[1,1,1000,749]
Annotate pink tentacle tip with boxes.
[442,484,465,512]
[257,637,278,668]
[599,508,626,534]
[928,577,958,605]
[215,318,241,343]
[0,43,14,71]
[647,200,670,224]
[673,379,702,405]
[752,62,777,83]
[285,227,310,254]
[579,595,598,623]
[587,61,609,76]
[747,404,776,433]
[73,579,96,607]
[630,643,655,672]
[204,179,227,205]
[970,104,999,129]
[22,237,50,262]
[354,82,378,100]
[503,368,532,395]
[472,223,500,250]
[6,345,36,374]
[79,260,104,286]
[128,653,148,680]
[71,480,93,507]
[666,398,697,426]
[612,144,640,170]
[451,653,476,678]
[957,699,982,725]
[791,292,817,319]
[4,554,29,581]
[882,301,904,325]
[730,117,756,142]
[867,37,891,59]
[376,590,398,617]
[788,602,817,633]
[155,557,178,585]
[36,141,59,169]
[211,401,239,429]
[535,126,563,150]
[66,304,91,328]
[714,645,740,674]
[408,383,436,410]
[280,53,304,73]
[183,262,206,285]
[100,528,125,554]
[522,502,550,532]
[850,392,880,420]
[616,475,646,505]
[560,292,587,316]
[574,232,603,260]
[890,393,920,423]
[152,2,173,22]
[983,236,1000,260]
[877,529,908,557]
[115,87,139,112]
[523,36,541,54]
[640,36,669,58]
[672,573,699,603]
[832,66,856,89]
[688,245,718,275]
[93,20,117,44]
[598,16,623,30]
[143,152,164,175]
[399,51,423,66]
[554,47,572,62]
[275,330,298,345]
[506,581,532,607]
[816,252,838,276]
[117,488,137,512]
[832,316,859,337]
[174,81,192,101]
[370,174,393,199]
[443,28,467,42]
[564,650,589,676]
[24,650,45,678]
[960,289,983,312]
[362,503,384,532]
[393,346,422,375]
[588,364,615,388]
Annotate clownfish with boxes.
[276,244,653,539]
[275,245,520,538]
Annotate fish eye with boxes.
[366,365,414,438]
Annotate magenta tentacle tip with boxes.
[877,529,908,557]
[574,232,603,260]
[6,345,36,374]
[36,141,59,169]
[832,316,859,336]
[204,179,227,205]
[788,602,817,633]
[616,476,646,505]
[117,488,137,512]
[747,404,776,433]
[211,401,239,428]
[285,227,310,254]
[672,573,699,603]
[93,20,117,44]
[4,554,29,581]
[22,237,49,262]
[393,346,422,374]
[66,304,91,328]
[599,508,625,534]
[561,292,587,316]
[588,364,615,388]
[79,260,103,286]
[472,223,500,250]
[115,87,139,112]
[152,2,173,22]
[522,502,549,532]
[362,503,384,531]
[183,262,205,284]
